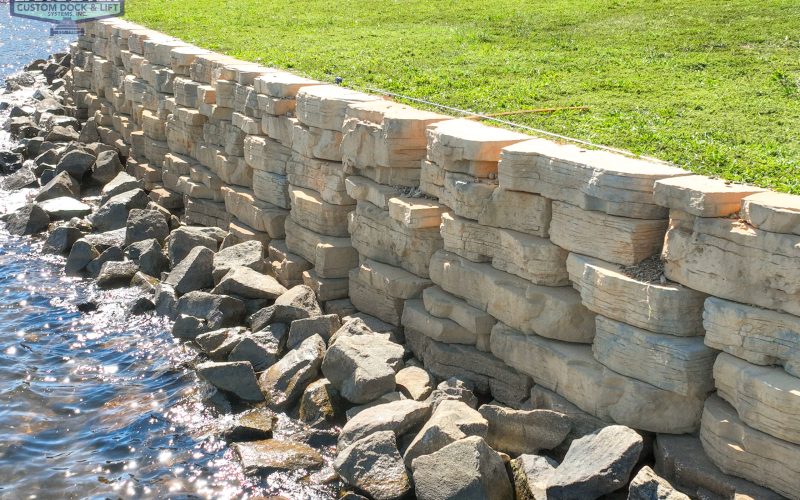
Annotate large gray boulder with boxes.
[196,328,246,360]
[43,225,82,254]
[628,466,689,500]
[258,334,325,411]
[546,425,643,499]
[96,261,138,289]
[165,246,214,294]
[211,267,287,300]
[338,399,432,449]
[322,334,404,404]
[35,170,79,202]
[125,238,168,277]
[125,208,169,246]
[287,314,341,349]
[5,203,49,235]
[411,436,513,500]
[101,171,142,202]
[212,240,266,283]
[175,290,246,330]
[197,361,263,402]
[55,149,94,178]
[479,404,571,455]
[404,399,489,466]
[44,126,79,143]
[1,166,36,190]
[250,285,322,328]
[334,430,412,500]
[91,149,122,185]
[65,238,100,275]
[228,335,277,371]
[90,188,150,232]
[85,246,124,278]
[166,225,224,267]
[37,196,91,220]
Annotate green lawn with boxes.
[125,0,800,193]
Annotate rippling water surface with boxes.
[0,10,336,499]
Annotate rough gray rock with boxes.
[334,430,412,500]
[338,399,432,449]
[96,261,138,289]
[628,466,690,500]
[395,366,434,401]
[85,246,124,278]
[172,315,211,340]
[129,296,156,315]
[5,203,49,235]
[35,170,79,202]
[45,125,79,143]
[426,377,479,411]
[65,238,100,275]
[479,404,571,455]
[411,436,513,500]
[90,188,150,232]
[165,246,214,294]
[329,317,390,345]
[322,334,404,404]
[250,285,323,327]
[197,361,264,402]
[91,149,123,185]
[511,454,559,500]
[175,291,246,330]
[299,378,342,425]
[546,425,643,499]
[228,336,276,371]
[196,328,246,360]
[78,117,100,143]
[258,334,325,411]
[154,283,178,317]
[166,225,224,267]
[211,267,287,300]
[101,171,142,202]
[233,439,323,474]
[222,407,276,441]
[125,238,168,278]
[212,240,266,283]
[346,392,407,421]
[404,399,489,466]
[37,196,91,220]
[43,225,82,254]
[125,209,169,246]
[287,314,341,349]
[55,149,94,178]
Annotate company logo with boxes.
[10,0,124,35]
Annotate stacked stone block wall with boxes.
[69,18,800,499]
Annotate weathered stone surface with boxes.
[299,378,341,424]
[404,400,488,466]
[430,251,595,343]
[165,246,214,294]
[322,334,404,404]
[423,287,496,344]
[252,170,289,208]
[511,454,558,500]
[426,377,479,411]
[628,466,690,500]
[285,152,353,205]
[233,439,323,474]
[550,201,668,266]
[96,261,138,289]
[210,240,264,281]
[498,138,688,219]
[287,314,341,349]
[439,172,497,221]
[125,208,169,245]
[302,269,349,301]
[714,352,800,444]
[285,217,357,278]
[593,316,716,397]
[348,259,431,326]
[222,407,276,441]
[338,399,431,449]
[349,200,442,278]
[479,404,570,455]
[65,238,100,275]
[166,225,224,266]
[441,213,569,285]
[546,425,642,499]
[490,323,705,433]
[663,216,800,316]
[334,431,412,500]
[402,299,477,345]
[411,436,513,500]
[292,122,342,161]
[258,334,325,411]
[387,197,447,229]
[344,176,402,210]
[395,366,434,401]
[252,285,322,327]
[700,395,800,500]
[703,296,800,377]
[295,84,381,131]
[478,187,552,237]
[197,361,263,401]
[92,149,124,185]
[289,185,353,237]
[212,267,287,300]
[85,246,125,279]
[221,185,288,238]
[176,291,246,331]
[741,191,800,235]
[55,149,95,178]
[567,253,706,336]
[6,203,49,235]
[346,392,407,421]
[427,118,529,173]
[36,197,91,220]
[653,175,764,217]
[35,170,80,201]
[90,188,150,232]
[43,225,82,254]
[1,166,36,190]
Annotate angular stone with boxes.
[37,197,91,220]
[165,246,214,294]
[387,197,447,229]
[395,366,434,401]
[511,454,559,500]
[344,176,403,210]
[479,404,570,455]
[498,138,688,218]
[35,170,80,202]
[102,171,143,201]
[404,400,488,466]
[700,395,800,500]
[92,149,124,185]
[55,149,95,178]
[653,175,764,217]
[478,188,551,237]
[124,208,169,246]
[348,260,431,326]
[423,287,496,343]
[212,267,287,300]
[741,191,800,235]
[284,217,357,278]
[663,217,800,316]
[334,431,412,500]
[289,185,353,237]
[550,201,668,266]
[567,253,706,336]
[228,335,277,371]
[212,240,266,283]
[1,166,36,190]
[338,399,432,449]
[287,314,341,349]
[253,285,322,327]
[96,261,138,289]
[292,122,342,161]
[427,118,529,173]
[439,172,497,220]
[302,269,349,301]
[285,152,353,205]
[628,466,690,500]
[254,70,322,98]
[233,439,323,474]
[258,334,325,411]
[426,377,479,411]
[197,361,263,401]
[322,334,404,404]
[411,436,513,500]
[299,378,342,424]
[295,84,380,131]
[252,170,289,208]
[490,323,705,433]
[269,240,312,288]
[166,225,223,266]
[221,185,288,238]
[430,251,595,343]
[222,407,275,441]
[43,225,82,254]
[6,203,49,236]
[85,246,125,279]
[90,188,150,232]
[176,291,246,331]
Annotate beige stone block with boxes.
[196,83,216,104]
[292,123,342,161]
[663,217,800,316]
[593,315,716,397]
[491,323,705,433]
[214,152,252,188]
[253,170,290,209]
[286,153,353,205]
[254,71,323,98]
[345,175,402,210]
[352,259,432,299]
[244,135,292,175]
[348,268,404,326]
[550,201,668,266]
[165,120,203,158]
[714,353,800,444]
[221,185,288,239]
[498,138,688,219]
[430,251,595,343]
[214,79,236,108]
[477,188,551,238]
[388,197,447,229]
[163,152,194,177]
[350,164,421,188]
[262,114,295,147]
[700,395,800,500]
[703,296,800,377]
[169,45,211,76]
[741,191,800,235]
[289,186,354,237]
[566,253,706,336]
[420,160,445,198]
[143,137,170,168]
[231,112,262,135]
[303,269,349,302]
[256,94,295,116]
[188,162,224,194]
[348,201,443,278]
[427,119,529,175]
[440,172,496,220]
[295,84,381,131]
[284,217,358,279]
[185,197,231,229]
[402,299,476,344]
[423,286,496,340]
[233,84,259,115]
[653,175,765,217]
[441,213,569,286]
[172,105,207,126]
[269,240,312,288]
[141,109,166,141]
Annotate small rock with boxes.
[43,225,82,254]
[479,404,571,455]
[65,239,100,275]
[511,454,559,500]
[85,246,124,278]
[228,336,276,371]
[395,366,434,401]
[154,283,178,317]
[628,466,689,500]
[233,439,323,474]
[411,436,513,500]
[212,267,287,300]
[165,246,214,294]
[322,334,404,404]
[0,150,23,174]
[345,392,406,421]
[125,208,169,246]
[287,314,342,349]
[55,149,95,179]
[36,196,91,220]
[212,240,266,283]
[223,407,276,441]
[96,261,138,289]
[196,327,246,360]
[300,378,342,424]
[404,399,488,466]
[251,285,322,326]
[35,170,80,202]
[172,315,210,340]
[5,203,49,235]
[258,334,326,411]
[338,399,432,450]
[45,125,79,143]
[197,361,264,402]
[101,171,142,202]
[78,117,100,143]
[334,431,412,500]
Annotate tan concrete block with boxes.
[286,152,353,205]
[345,175,403,210]
[423,286,496,340]
[244,135,292,175]
[741,191,800,235]
[253,170,290,209]
[284,217,357,279]
[221,185,288,239]
[402,299,476,345]
[477,188,551,238]
[289,186,354,237]
[440,172,496,220]
[292,123,342,161]
[269,240,312,288]
[653,175,765,217]
[303,269,349,302]
[427,119,529,175]
[254,71,323,98]
[388,197,447,229]
[295,84,382,131]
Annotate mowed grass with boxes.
[125,0,800,193]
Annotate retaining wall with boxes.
[68,18,800,499]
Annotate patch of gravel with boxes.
[619,255,666,284]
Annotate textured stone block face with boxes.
[429,251,595,343]
[402,299,477,345]
[228,220,271,245]
[550,201,668,266]
[741,191,800,235]
[498,138,688,219]
[477,188,551,237]
[700,395,800,500]
[286,153,353,205]
[441,213,569,286]
[440,172,496,221]
[703,296,800,377]
[423,286,496,341]
[289,186,354,237]
[254,71,323,99]
[295,85,381,131]
[292,123,343,161]
[567,253,706,336]
[592,316,716,397]
[262,115,295,148]
[347,260,431,326]
[284,218,358,279]
[663,217,800,316]
[713,353,800,444]
[490,323,705,433]
[653,175,765,217]
[348,201,443,279]
[244,135,291,174]
[220,185,288,238]
[420,159,445,198]
[387,197,447,229]
[252,170,290,209]
[427,119,529,176]
[302,269,349,301]
[269,240,312,288]
[344,175,402,210]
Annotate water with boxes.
[0,10,336,499]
